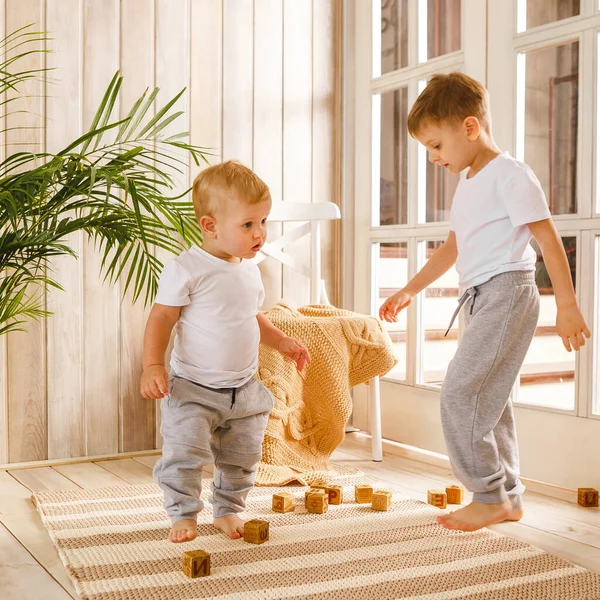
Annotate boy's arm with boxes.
[528,218,590,351]
[141,303,181,398]
[380,231,458,322]
[256,312,310,371]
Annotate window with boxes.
[417,240,460,387]
[419,0,461,62]
[517,0,580,32]
[375,88,409,226]
[518,40,579,215]
[380,0,409,75]
[374,242,408,381]
[517,237,577,410]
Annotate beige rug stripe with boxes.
[69,529,504,580]
[54,510,449,565]
[383,567,587,600]
[82,537,538,594]
[179,558,576,600]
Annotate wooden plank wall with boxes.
[0,0,342,464]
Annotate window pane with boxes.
[423,0,461,62]
[418,240,460,387]
[426,162,458,222]
[381,0,408,75]
[518,237,577,410]
[376,242,408,381]
[519,0,580,31]
[377,88,409,226]
[521,41,579,215]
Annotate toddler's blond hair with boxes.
[192,160,271,220]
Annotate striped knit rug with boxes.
[33,477,600,600]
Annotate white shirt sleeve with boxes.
[502,164,551,227]
[154,259,192,306]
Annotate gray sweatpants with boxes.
[440,271,539,509]
[154,375,275,524]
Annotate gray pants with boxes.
[440,271,539,509]
[154,375,274,524]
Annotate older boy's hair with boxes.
[192,160,270,219]
[407,72,491,136]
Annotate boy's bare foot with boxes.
[169,519,198,543]
[436,499,521,531]
[213,514,245,539]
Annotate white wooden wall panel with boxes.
[283,0,314,305]
[254,0,284,307]
[6,0,47,463]
[81,0,120,457]
[119,0,155,453]
[46,0,85,459]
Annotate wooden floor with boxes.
[2,432,600,599]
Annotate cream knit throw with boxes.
[255,302,397,486]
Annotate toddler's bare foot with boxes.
[169,519,197,543]
[213,514,245,539]
[436,499,519,532]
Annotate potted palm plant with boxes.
[0,25,209,336]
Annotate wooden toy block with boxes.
[272,492,295,513]
[306,492,329,514]
[182,549,210,578]
[371,490,393,511]
[427,489,447,509]
[355,484,373,504]
[327,485,344,505]
[243,519,269,544]
[305,488,327,507]
[445,485,464,505]
[577,488,599,507]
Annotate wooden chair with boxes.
[254,201,383,461]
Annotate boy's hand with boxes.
[556,305,591,352]
[140,365,169,399]
[278,336,311,371]
[379,290,413,323]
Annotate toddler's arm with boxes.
[140,304,181,399]
[379,231,458,322]
[257,312,311,371]
[528,219,590,351]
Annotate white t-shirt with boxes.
[155,246,265,388]
[450,152,551,291]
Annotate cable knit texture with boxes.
[255,302,397,486]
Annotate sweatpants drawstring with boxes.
[231,387,236,409]
[445,287,478,336]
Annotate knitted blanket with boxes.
[255,302,397,486]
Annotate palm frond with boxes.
[0,25,212,336]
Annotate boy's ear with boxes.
[200,215,217,237]
[463,116,480,140]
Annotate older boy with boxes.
[380,73,589,532]
[140,161,310,543]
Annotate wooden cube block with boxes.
[182,550,210,578]
[427,489,447,509]
[371,490,392,511]
[272,492,295,513]
[305,488,327,507]
[306,492,329,514]
[446,485,464,505]
[577,488,599,507]
[327,485,344,505]
[355,484,373,504]
[243,519,269,544]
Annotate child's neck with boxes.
[200,240,241,263]
[467,138,502,179]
